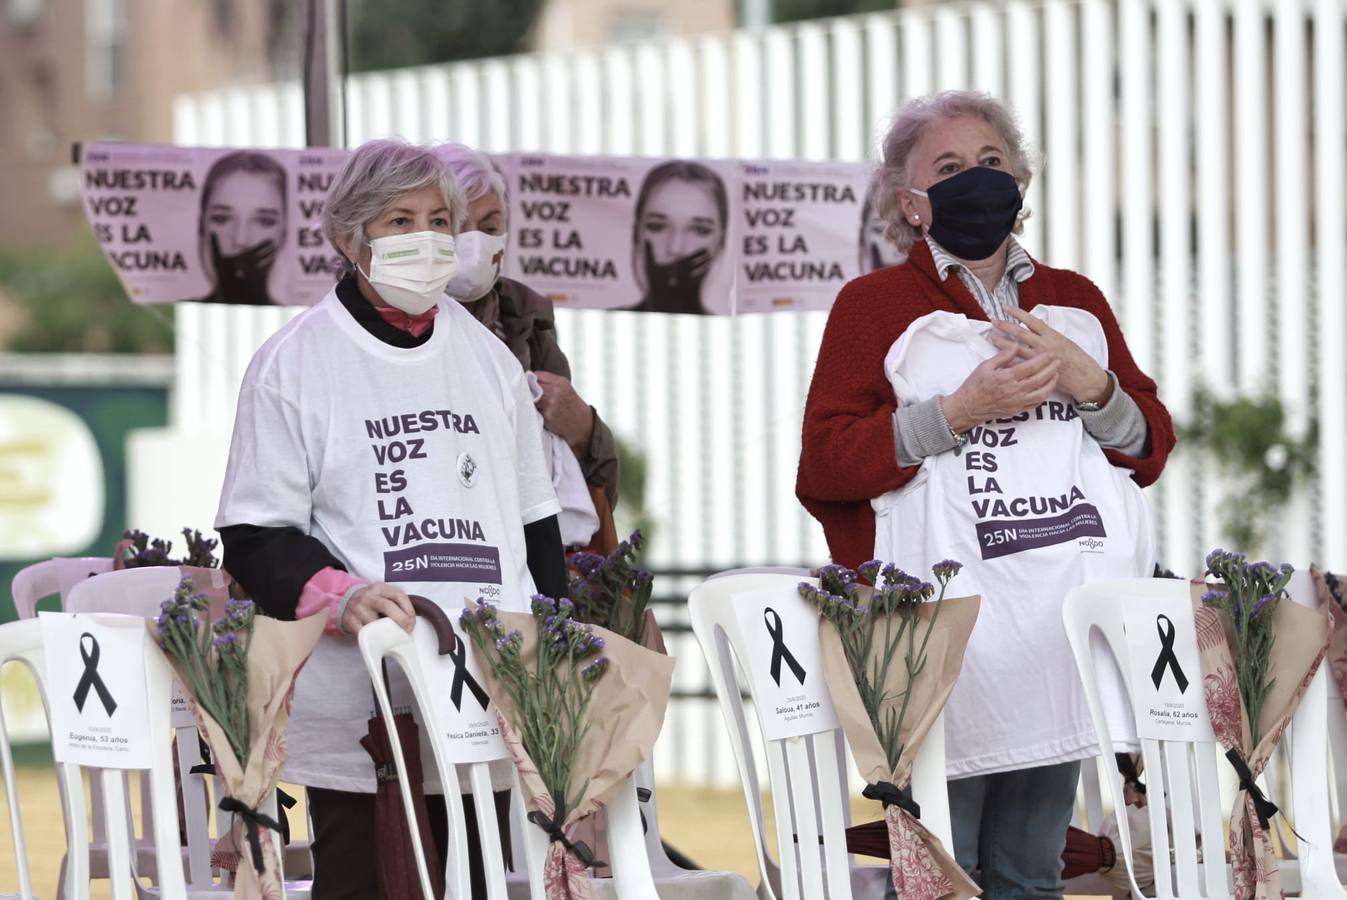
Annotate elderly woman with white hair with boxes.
[798,91,1175,898]
[434,143,620,541]
[216,138,567,897]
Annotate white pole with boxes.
[1315,0,1347,569]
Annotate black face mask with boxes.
[914,166,1022,261]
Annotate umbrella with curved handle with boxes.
[361,594,445,900]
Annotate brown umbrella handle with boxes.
[407,595,456,656]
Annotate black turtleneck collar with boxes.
[335,276,435,348]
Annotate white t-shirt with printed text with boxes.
[216,290,560,792]
[873,306,1151,778]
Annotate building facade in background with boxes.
[0,0,295,249]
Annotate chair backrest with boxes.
[0,619,44,899]
[358,611,663,900]
[0,615,187,900]
[688,572,954,900]
[1279,570,1347,898]
[10,557,115,619]
[1064,578,1236,900]
[64,566,242,892]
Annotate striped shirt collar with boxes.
[926,236,1035,285]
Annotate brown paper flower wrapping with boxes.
[149,612,326,899]
[818,593,981,900]
[566,609,667,879]
[1315,570,1347,712]
[470,608,675,900]
[1193,582,1332,900]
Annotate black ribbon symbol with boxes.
[1224,748,1286,832]
[72,633,117,716]
[763,607,806,687]
[448,632,489,712]
[1150,614,1190,694]
[526,810,607,869]
[862,781,922,820]
[219,796,285,874]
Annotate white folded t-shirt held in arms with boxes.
[874,306,1151,777]
[527,372,600,547]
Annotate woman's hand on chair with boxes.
[342,582,416,634]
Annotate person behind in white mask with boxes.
[435,143,620,549]
[216,138,567,898]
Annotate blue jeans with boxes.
[947,760,1080,899]
[881,761,1079,899]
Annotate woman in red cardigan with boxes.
[798,91,1174,899]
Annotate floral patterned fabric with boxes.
[153,613,324,899]
[884,802,967,900]
[817,595,982,900]
[1194,592,1331,900]
[1319,571,1347,711]
[499,715,595,900]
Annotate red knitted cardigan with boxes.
[796,240,1176,571]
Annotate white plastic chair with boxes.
[10,557,116,620]
[357,605,663,900]
[11,556,135,896]
[0,618,45,900]
[1063,577,1346,899]
[689,571,954,900]
[64,566,308,898]
[0,615,189,900]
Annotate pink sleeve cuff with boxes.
[297,567,367,637]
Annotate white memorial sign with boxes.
[731,585,839,740]
[1122,590,1216,742]
[40,611,155,769]
[415,618,508,763]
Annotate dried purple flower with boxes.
[581,657,609,684]
[931,559,963,582]
[857,560,884,584]
[1250,594,1277,621]
[1200,589,1229,606]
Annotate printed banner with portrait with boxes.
[80,142,887,314]
[736,159,877,313]
[80,142,349,307]
[504,153,740,315]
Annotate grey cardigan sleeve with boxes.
[892,396,960,467]
[892,371,1149,467]
[1077,371,1149,456]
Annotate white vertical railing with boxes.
[1315,0,1347,571]
[1234,0,1271,393]
[1079,0,1115,306]
[1274,0,1314,563]
[1157,0,1194,571]
[1118,0,1153,373]
[168,0,1347,783]
[1193,0,1233,561]
[1042,0,1078,272]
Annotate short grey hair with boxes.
[323,138,467,274]
[870,90,1034,259]
[434,143,507,215]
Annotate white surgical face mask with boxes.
[444,231,508,303]
[360,230,458,315]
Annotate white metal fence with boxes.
[169,0,1347,786]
